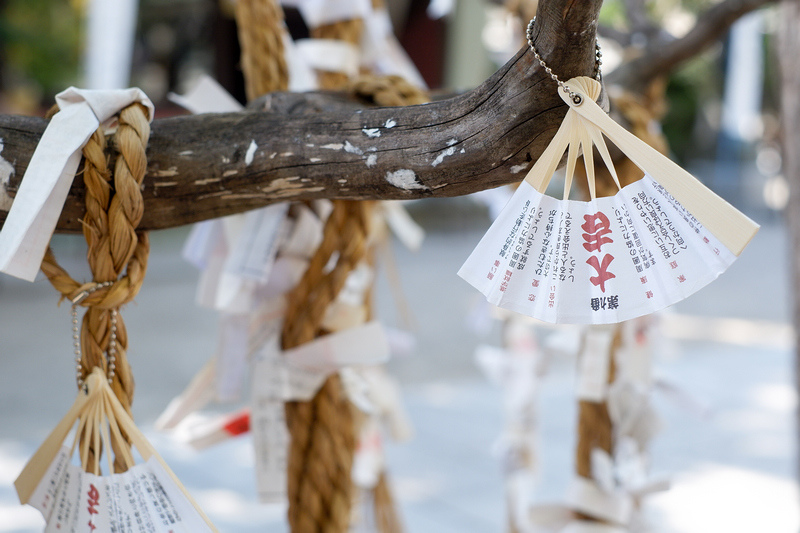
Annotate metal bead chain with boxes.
[526,17,603,105]
[71,281,117,387]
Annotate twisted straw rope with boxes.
[281,200,370,533]
[235,2,423,528]
[372,471,403,533]
[40,103,151,474]
[235,0,289,100]
[573,326,619,523]
[234,2,361,531]
[279,15,387,533]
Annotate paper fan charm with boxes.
[459,72,759,324]
[15,368,218,532]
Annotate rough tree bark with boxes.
[0,0,602,234]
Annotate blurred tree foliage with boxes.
[598,0,757,162]
[0,0,84,101]
[660,54,722,164]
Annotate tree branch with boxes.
[608,0,776,92]
[0,0,602,234]
[623,0,652,34]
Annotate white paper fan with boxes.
[15,368,218,532]
[459,77,759,324]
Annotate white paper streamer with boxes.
[29,447,214,532]
[283,33,319,92]
[167,75,243,113]
[382,202,425,251]
[352,418,384,489]
[282,0,372,28]
[0,87,153,281]
[576,326,614,402]
[360,7,428,90]
[295,38,361,78]
[565,476,633,525]
[251,322,390,502]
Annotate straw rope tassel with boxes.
[40,102,151,474]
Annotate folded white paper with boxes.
[566,476,633,525]
[295,39,360,78]
[576,327,614,402]
[360,7,427,90]
[382,202,425,251]
[282,0,372,29]
[251,322,390,502]
[29,447,214,532]
[167,75,243,114]
[0,87,153,281]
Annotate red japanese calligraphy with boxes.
[586,254,616,292]
[87,483,100,531]
[581,212,613,252]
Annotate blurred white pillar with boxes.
[720,11,764,142]
[444,0,495,91]
[84,0,139,89]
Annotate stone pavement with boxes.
[0,197,796,532]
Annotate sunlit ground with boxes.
[0,208,795,532]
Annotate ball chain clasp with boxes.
[526,17,601,107]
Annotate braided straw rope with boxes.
[40,102,151,474]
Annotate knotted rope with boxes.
[40,102,151,474]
